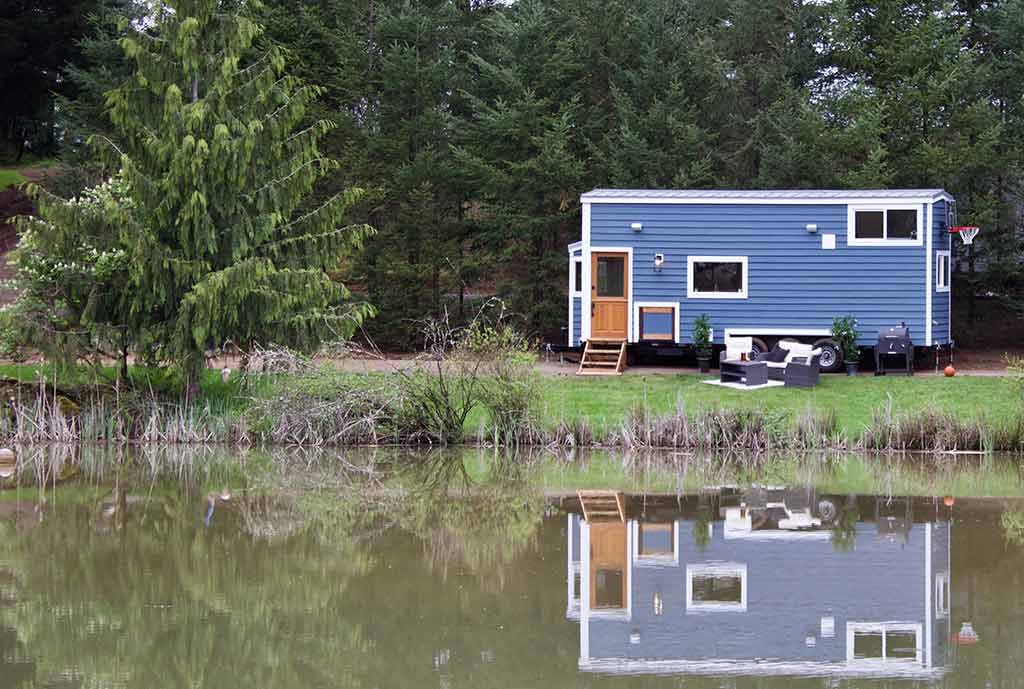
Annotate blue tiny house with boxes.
[568,189,955,372]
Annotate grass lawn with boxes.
[0,168,26,188]
[534,372,1018,436]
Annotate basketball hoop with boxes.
[950,226,980,245]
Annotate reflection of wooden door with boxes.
[591,252,628,340]
[589,521,627,609]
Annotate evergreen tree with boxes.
[456,0,585,336]
[96,0,374,381]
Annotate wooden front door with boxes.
[589,521,627,609]
[590,252,629,340]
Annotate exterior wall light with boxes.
[631,222,643,232]
[654,253,665,271]
[806,223,818,234]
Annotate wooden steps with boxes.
[577,339,626,375]
[577,490,626,522]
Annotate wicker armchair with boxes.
[784,354,821,388]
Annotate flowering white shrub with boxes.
[1,170,135,364]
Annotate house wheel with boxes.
[817,498,839,523]
[749,337,769,358]
[812,338,844,374]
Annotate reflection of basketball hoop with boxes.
[949,226,980,245]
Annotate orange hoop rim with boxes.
[949,225,980,234]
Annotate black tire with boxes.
[813,338,844,374]
[749,337,769,358]
[817,498,839,523]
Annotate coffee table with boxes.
[719,359,768,386]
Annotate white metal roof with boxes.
[580,188,954,204]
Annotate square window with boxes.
[639,307,675,341]
[855,211,884,239]
[639,523,674,555]
[886,631,918,660]
[888,209,917,239]
[853,631,884,660]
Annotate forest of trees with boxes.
[6,0,1024,350]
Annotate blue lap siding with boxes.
[932,200,951,345]
[587,199,942,346]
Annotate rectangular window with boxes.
[687,256,748,299]
[849,207,921,245]
[686,563,747,612]
[936,251,950,292]
[639,306,675,341]
[936,573,949,618]
[573,259,582,293]
[846,623,922,663]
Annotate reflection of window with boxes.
[686,563,747,612]
[936,251,950,292]
[595,569,624,608]
[687,256,748,299]
[573,571,581,600]
[847,623,922,663]
[850,207,921,244]
[573,259,582,293]
[596,256,625,297]
[639,523,674,556]
[936,573,949,618]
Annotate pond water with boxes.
[1,446,1023,688]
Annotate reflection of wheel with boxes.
[813,338,844,374]
[751,511,769,529]
[750,337,769,358]
[817,498,839,522]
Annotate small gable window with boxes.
[936,251,950,292]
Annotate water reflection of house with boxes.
[566,492,952,681]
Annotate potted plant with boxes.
[831,315,860,376]
[693,313,713,373]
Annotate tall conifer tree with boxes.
[102,0,373,381]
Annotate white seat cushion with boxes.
[780,341,814,363]
[724,335,753,361]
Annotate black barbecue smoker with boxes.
[875,324,914,375]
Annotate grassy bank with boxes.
[0,362,1020,452]
[525,373,1013,438]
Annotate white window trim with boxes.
[685,563,747,613]
[935,573,949,619]
[570,256,584,297]
[687,256,748,300]
[630,519,680,567]
[847,204,924,247]
[845,622,923,664]
[936,250,950,292]
[632,301,680,343]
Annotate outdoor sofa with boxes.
[720,336,822,388]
